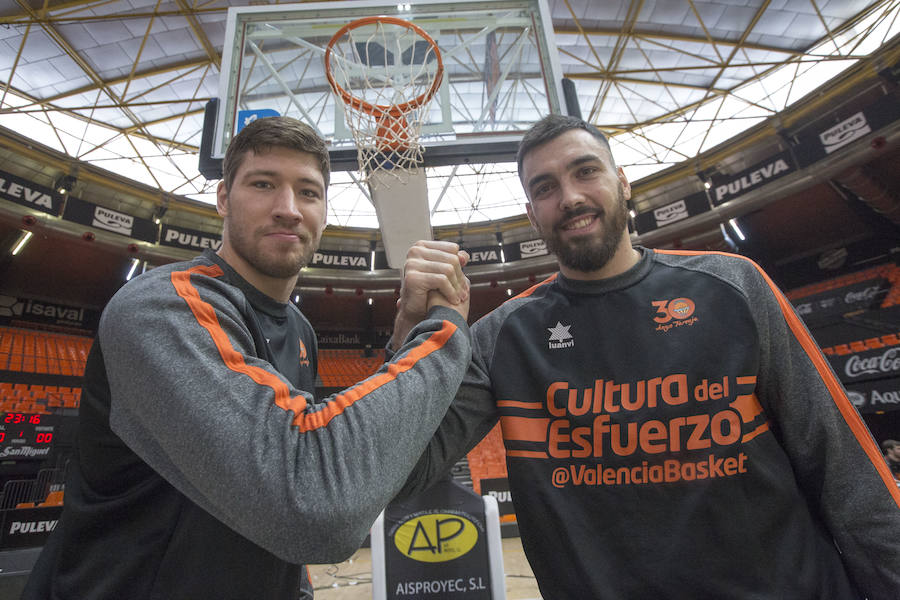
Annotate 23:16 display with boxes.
[0,413,55,445]
[4,413,42,425]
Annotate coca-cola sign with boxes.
[834,347,900,381]
[843,285,883,304]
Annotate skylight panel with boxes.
[833,5,900,55]
[89,157,154,185]
[0,111,64,153]
[785,58,858,106]
[701,115,767,153]
[184,191,217,205]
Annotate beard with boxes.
[225,219,318,279]
[539,183,629,273]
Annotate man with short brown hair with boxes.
[24,116,472,600]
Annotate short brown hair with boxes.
[222,116,330,193]
[517,114,613,184]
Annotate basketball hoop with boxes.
[325,16,444,184]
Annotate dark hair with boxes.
[222,116,330,192]
[517,114,613,183]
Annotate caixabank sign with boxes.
[383,479,492,599]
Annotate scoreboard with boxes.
[0,413,61,461]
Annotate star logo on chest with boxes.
[547,321,574,349]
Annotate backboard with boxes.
[211,0,564,170]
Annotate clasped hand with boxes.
[390,240,470,350]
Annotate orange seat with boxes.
[40,490,65,507]
[863,337,884,350]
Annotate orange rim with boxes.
[324,16,444,118]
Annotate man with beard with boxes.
[23,116,473,600]
[392,114,900,599]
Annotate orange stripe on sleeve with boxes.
[512,273,558,300]
[500,416,550,443]
[474,274,558,327]
[292,321,458,432]
[172,263,461,434]
[171,265,309,417]
[752,260,900,506]
[656,249,900,507]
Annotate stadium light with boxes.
[125,258,141,281]
[10,231,33,256]
[54,174,77,195]
[729,218,746,241]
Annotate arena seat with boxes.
[39,490,65,507]
[317,348,386,388]
[0,326,92,377]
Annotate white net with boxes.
[326,18,443,186]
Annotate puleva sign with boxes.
[393,513,479,563]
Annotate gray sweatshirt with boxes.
[23,249,471,600]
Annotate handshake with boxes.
[390,240,471,351]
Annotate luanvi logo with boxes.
[547,321,574,349]
[393,512,479,563]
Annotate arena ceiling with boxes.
[1,0,898,228]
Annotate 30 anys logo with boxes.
[652,297,695,323]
